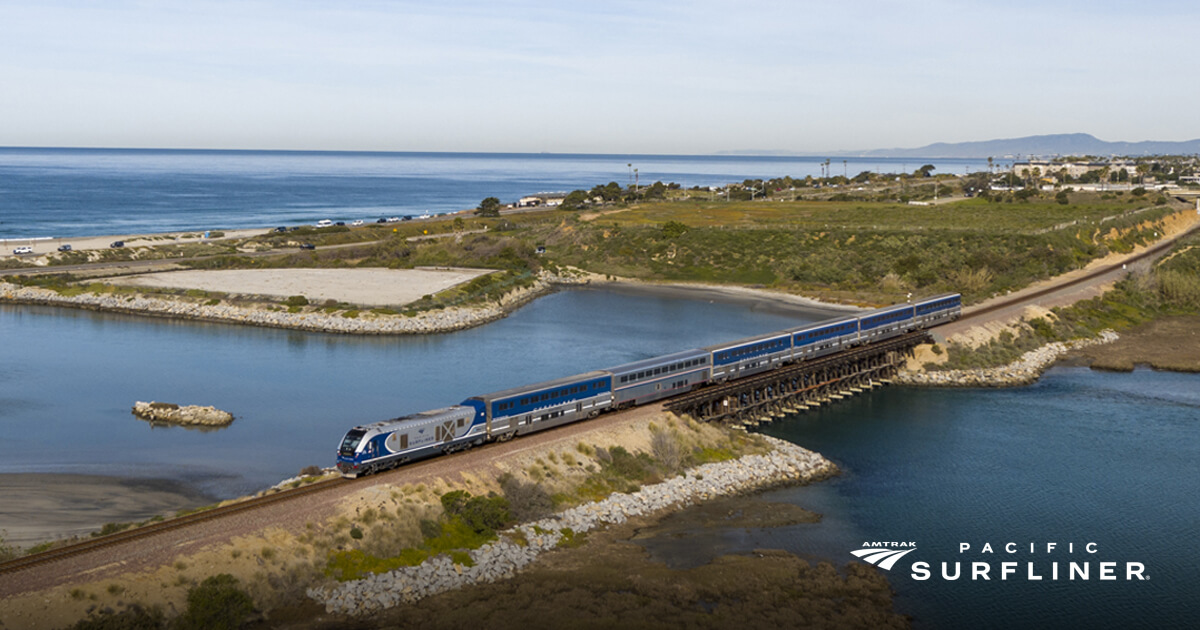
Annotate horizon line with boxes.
[0,144,987,160]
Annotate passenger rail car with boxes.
[707,330,793,383]
[336,293,962,477]
[789,316,860,362]
[462,371,613,439]
[610,349,711,408]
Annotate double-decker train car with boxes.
[336,293,962,477]
[609,348,711,408]
[461,371,613,439]
[788,315,860,362]
[706,330,793,383]
[913,293,962,328]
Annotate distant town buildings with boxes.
[516,193,567,208]
[1009,159,1139,181]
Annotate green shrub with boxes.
[440,491,511,536]
[349,527,363,540]
[283,295,308,307]
[419,519,443,540]
[174,574,255,630]
[93,522,132,537]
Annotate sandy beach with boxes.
[0,228,269,258]
[0,474,215,548]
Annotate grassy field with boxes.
[590,193,1173,233]
[530,192,1185,305]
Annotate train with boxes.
[336,292,962,477]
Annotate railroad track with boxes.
[949,219,1200,326]
[0,475,352,577]
[665,331,929,413]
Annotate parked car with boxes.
[13,246,33,255]
[351,220,364,227]
[334,221,346,226]
[316,219,333,228]
[110,241,124,248]
[57,244,72,252]
[273,226,288,233]
[299,243,316,250]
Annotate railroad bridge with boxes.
[665,331,930,426]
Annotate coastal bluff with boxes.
[132,401,234,427]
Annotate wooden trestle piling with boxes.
[664,331,930,426]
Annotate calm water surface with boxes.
[639,368,1200,629]
[0,286,828,497]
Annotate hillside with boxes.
[857,133,1200,159]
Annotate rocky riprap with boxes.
[131,401,234,426]
[897,330,1120,387]
[0,271,592,335]
[306,436,836,616]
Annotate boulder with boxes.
[132,401,234,427]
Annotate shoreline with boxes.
[0,270,858,336]
[0,473,217,549]
[896,331,1121,387]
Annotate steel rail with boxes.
[0,476,352,577]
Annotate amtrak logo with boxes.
[850,543,918,571]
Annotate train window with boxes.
[458,418,464,428]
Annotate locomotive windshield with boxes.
[339,429,366,456]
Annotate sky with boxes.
[2,0,1199,154]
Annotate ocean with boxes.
[0,147,986,240]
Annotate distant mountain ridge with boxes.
[856,133,1200,159]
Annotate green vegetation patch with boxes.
[935,230,1200,370]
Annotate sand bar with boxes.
[0,474,215,548]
